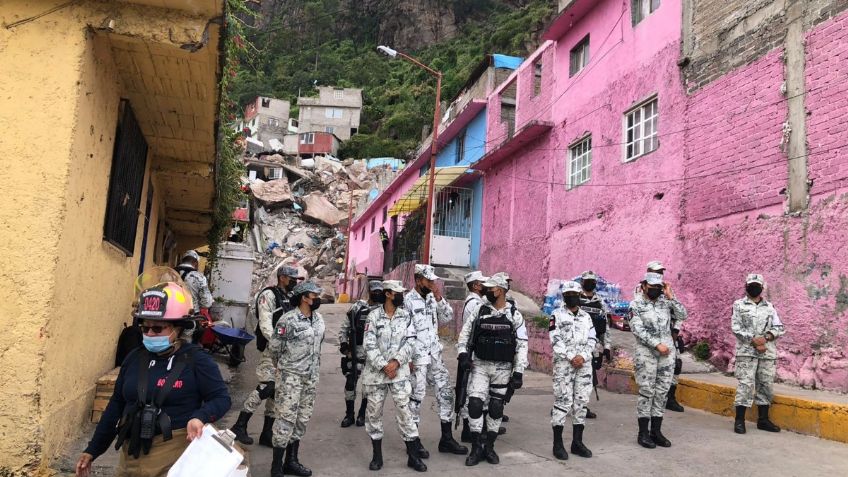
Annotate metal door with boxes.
[430,186,473,267]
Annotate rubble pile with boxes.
[243,155,398,302]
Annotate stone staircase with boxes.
[434,266,470,301]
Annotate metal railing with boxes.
[433,186,473,238]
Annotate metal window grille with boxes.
[568,136,592,189]
[569,35,590,77]
[624,97,658,161]
[434,186,473,239]
[103,100,148,256]
[334,89,344,99]
[269,168,283,180]
[391,209,425,268]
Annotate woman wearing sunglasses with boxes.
[75,279,231,477]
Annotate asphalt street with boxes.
[60,303,848,476]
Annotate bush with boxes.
[530,314,550,330]
[693,340,710,361]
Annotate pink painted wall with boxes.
[480,0,687,298]
[680,11,848,392]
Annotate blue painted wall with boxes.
[435,109,488,167]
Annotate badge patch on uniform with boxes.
[364,322,369,331]
[548,318,556,331]
[277,325,286,336]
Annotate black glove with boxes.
[339,342,350,355]
[458,352,472,371]
[603,349,612,363]
[510,372,523,390]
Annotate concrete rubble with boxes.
[242,152,398,306]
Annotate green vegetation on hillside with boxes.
[233,0,556,159]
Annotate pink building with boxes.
[475,0,848,392]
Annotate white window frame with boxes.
[324,108,343,119]
[567,135,592,189]
[569,35,590,77]
[269,168,283,180]
[268,117,280,127]
[300,132,315,144]
[334,89,344,99]
[632,0,661,26]
[623,96,658,162]
[325,126,335,134]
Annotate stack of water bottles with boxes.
[541,274,629,316]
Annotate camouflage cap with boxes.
[580,270,598,281]
[492,271,511,282]
[464,271,488,284]
[368,280,384,291]
[561,280,582,294]
[382,280,406,293]
[277,265,299,278]
[646,260,665,272]
[414,264,439,280]
[746,273,765,285]
[482,274,509,290]
[292,281,322,295]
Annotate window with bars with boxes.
[570,35,590,77]
[104,100,148,255]
[624,96,658,161]
[567,136,592,189]
[632,0,661,25]
[334,89,344,99]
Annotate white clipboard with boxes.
[167,425,247,477]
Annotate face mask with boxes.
[142,334,173,353]
[391,294,404,307]
[370,292,385,304]
[646,287,663,300]
[308,297,321,311]
[563,295,581,308]
[746,283,763,298]
[285,282,296,291]
[420,286,432,297]
[582,281,596,292]
[485,291,498,303]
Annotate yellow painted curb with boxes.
[600,368,848,443]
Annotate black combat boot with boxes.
[756,405,781,432]
[283,440,312,476]
[369,439,383,471]
[270,446,285,477]
[341,400,355,428]
[465,432,484,466]
[405,440,428,472]
[356,398,367,427]
[734,405,747,434]
[552,425,568,460]
[461,419,471,442]
[258,416,274,447]
[637,417,656,449]
[586,407,597,419]
[571,424,592,457]
[415,437,430,459]
[229,411,253,445]
[650,417,671,447]
[501,414,510,423]
[665,385,685,412]
[483,431,500,464]
[438,421,468,454]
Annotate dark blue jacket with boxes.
[84,343,231,459]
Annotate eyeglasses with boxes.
[141,325,171,334]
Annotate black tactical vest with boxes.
[579,295,607,337]
[351,304,375,345]
[255,286,291,352]
[473,306,517,362]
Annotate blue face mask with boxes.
[142,334,173,353]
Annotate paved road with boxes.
[61,303,848,476]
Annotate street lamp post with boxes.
[378,45,442,265]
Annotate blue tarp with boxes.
[366,157,404,170]
[541,275,629,316]
[492,54,524,70]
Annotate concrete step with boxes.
[598,367,848,443]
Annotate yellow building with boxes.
[0,1,225,474]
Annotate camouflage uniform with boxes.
[732,297,785,407]
[457,302,528,434]
[405,288,455,423]
[629,293,687,418]
[339,300,375,401]
[362,304,419,441]
[175,265,213,312]
[549,306,597,426]
[269,308,325,447]
[459,292,486,421]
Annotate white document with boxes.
[168,425,245,477]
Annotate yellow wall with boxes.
[0,3,163,474]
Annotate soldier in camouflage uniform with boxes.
[457,274,528,466]
[578,270,611,419]
[174,250,213,316]
[362,280,427,472]
[458,271,488,442]
[630,272,687,449]
[269,281,325,477]
[549,280,596,460]
[405,264,466,457]
[732,273,785,434]
[339,280,383,428]
[231,266,298,446]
